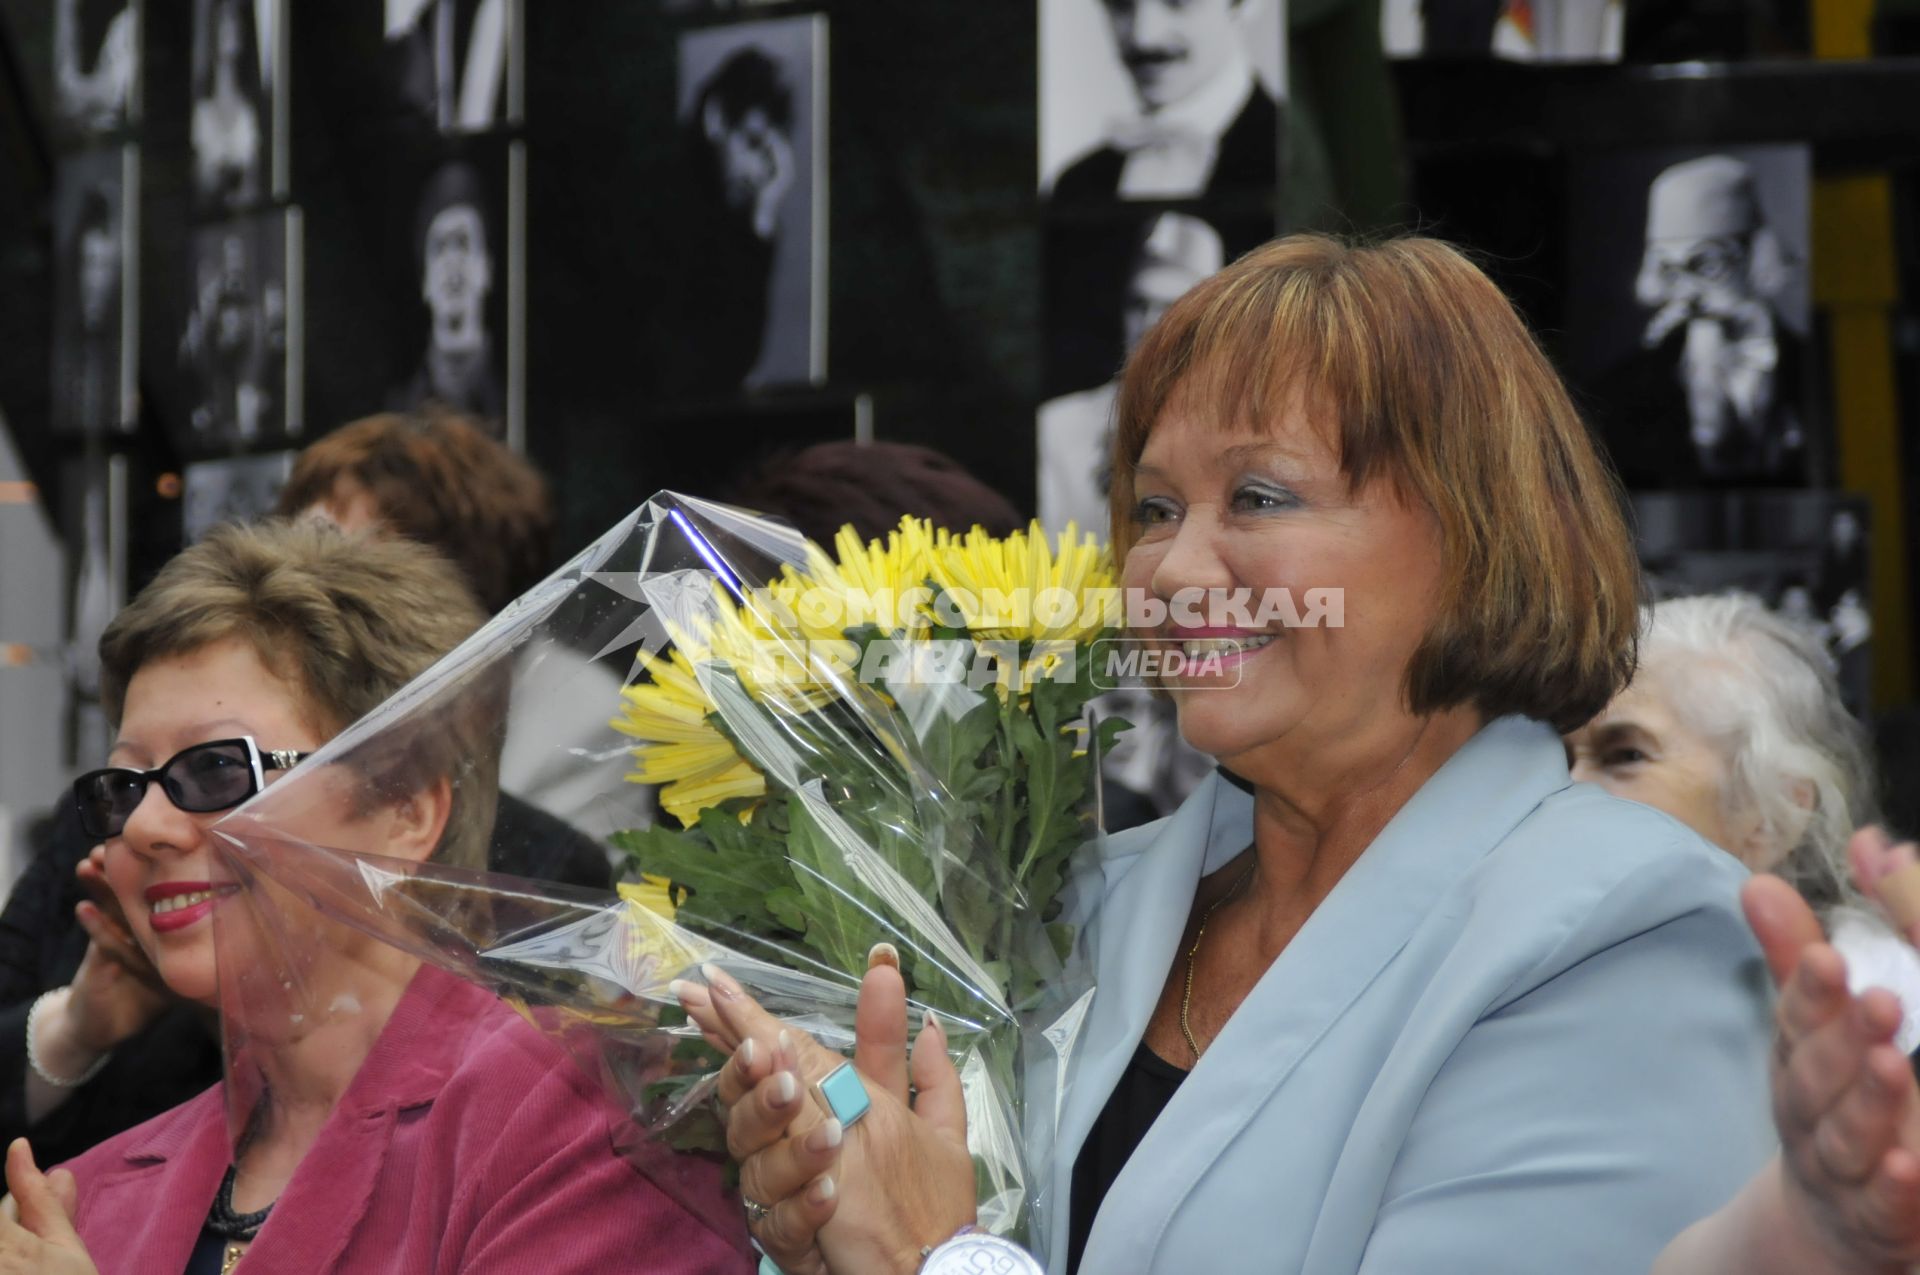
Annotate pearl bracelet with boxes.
[26,988,112,1088]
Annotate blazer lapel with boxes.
[242,1107,396,1274]
[77,1094,230,1275]
[1042,771,1245,1266]
[1074,718,1571,1272]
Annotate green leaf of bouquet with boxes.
[784,793,889,978]
[614,819,781,932]
[765,885,809,932]
[917,695,1002,786]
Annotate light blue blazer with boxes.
[1043,716,1775,1274]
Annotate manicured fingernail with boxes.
[923,1009,943,1037]
[668,978,703,1005]
[739,1037,758,1068]
[775,1071,798,1105]
[809,1174,836,1204]
[776,1029,794,1068]
[806,1118,843,1153]
[701,963,738,999]
[868,942,899,970]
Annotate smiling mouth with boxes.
[1179,634,1278,658]
[144,881,239,930]
[151,889,221,915]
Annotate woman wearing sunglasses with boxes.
[0,519,748,1274]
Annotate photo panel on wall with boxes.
[174,208,300,454]
[50,146,138,437]
[191,0,288,212]
[182,450,296,542]
[663,12,829,399]
[58,449,127,766]
[380,136,524,445]
[1566,143,1820,489]
[1037,208,1271,540]
[1038,0,1287,206]
[1634,490,1874,712]
[50,0,142,147]
[1382,0,1624,61]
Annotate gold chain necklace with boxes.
[1180,860,1257,1060]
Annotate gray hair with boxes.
[1641,592,1877,908]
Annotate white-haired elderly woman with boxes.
[1564,591,1917,1049]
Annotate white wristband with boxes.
[26,988,111,1088]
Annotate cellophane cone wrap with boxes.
[210,491,1110,1258]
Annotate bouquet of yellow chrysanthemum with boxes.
[612,516,1120,980]
[608,508,1124,1235]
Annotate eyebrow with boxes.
[1584,720,1655,748]
[111,718,256,763]
[1134,442,1316,484]
[1218,441,1315,467]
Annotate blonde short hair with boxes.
[1111,234,1641,733]
[98,519,499,869]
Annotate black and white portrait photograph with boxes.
[385,150,516,434]
[1568,145,1816,488]
[179,211,292,449]
[192,0,282,212]
[383,0,519,133]
[668,14,828,396]
[60,452,126,767]
[1040,209,1256,538]
[50,147,133,436]
[1039,0,1286,203]
[1382,0,1622,60]
[53,0,138,139]
[1634,491,1873,711]
[182,451,294,541]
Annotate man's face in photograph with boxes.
[1830,510,1862,555]
[1101,0,1244,111]
[713,105,786,213]
[1643,234,1754,321]
[78,224,118,332]
[422,203,491,330]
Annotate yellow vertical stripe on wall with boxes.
[1812,0,1875,59]
[1813,175,1911,705]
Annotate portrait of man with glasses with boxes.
[1577,147,1815,488]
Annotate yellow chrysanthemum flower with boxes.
[618,875,680,919]
[612,648,766,826]
[777,519,941,640]
[928,520,1120,644]
[616,876,714,990]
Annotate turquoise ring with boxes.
[814,1060,872,1128]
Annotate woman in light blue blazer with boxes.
[680,235,1778,1275]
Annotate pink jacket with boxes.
[61,965,753,1274]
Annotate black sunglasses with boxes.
[72,737,309,841]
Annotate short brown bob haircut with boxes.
[273,409,552,614]
[1110,234,1640,734]
[98,519,499,869]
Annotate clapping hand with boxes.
[1744,874,1920,1271]
[1850,828,1920,950]
[675,950,977,1275]
[0,1139,98,1274]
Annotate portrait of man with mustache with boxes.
[1049,0,1280,203]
